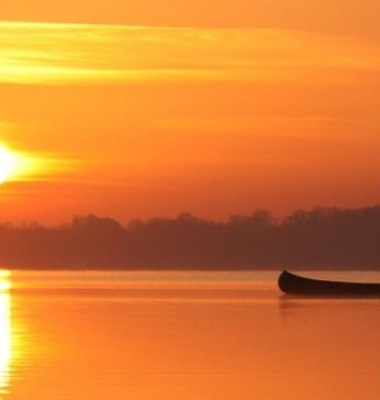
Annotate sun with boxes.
[0,145,17,184]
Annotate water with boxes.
[2,270,380,399]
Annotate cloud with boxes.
[153,115,361,134]
[1,21,380,85]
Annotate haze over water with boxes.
[1,270,379,399]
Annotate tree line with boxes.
[0,205,378,270]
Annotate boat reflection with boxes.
[0,270,11,396]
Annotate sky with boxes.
[0,1,379,223]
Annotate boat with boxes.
[278,270,380,296]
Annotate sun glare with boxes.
[0,143,40,184]
[0,145,16,184]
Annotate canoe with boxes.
[278,270,380,296]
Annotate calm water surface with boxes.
[1,270,380,399]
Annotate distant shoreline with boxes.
[0,205,378,271]
[2,266,380,271]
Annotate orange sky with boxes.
[0,1,379,223]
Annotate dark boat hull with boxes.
[278,270,380,296]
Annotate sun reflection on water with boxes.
[0,270,11,396]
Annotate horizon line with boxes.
[0,204,378,227]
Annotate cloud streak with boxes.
[1,21,380,84]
